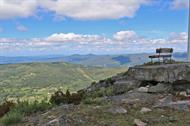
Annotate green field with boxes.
[0,62,127,102]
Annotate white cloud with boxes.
[46,33,108,43]
[16,25,28,32]
[0,31,188,54]
[0,0,151,20]
[171,0,189,9]
[113,30,138,41]
[41,0,151,20]
[0,0,38,19]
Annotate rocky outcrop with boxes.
[86,63,190,94]
[126,63,190,83]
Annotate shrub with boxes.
[0,101,15,118]
[82,97,103,105]
[1,110,23,126]
[15,99,52,114]
[0,99,52,126]
[105,78,115,85]
[105,86,114,96]
[91,81,97,85]
[50,90,67,105]
[86,86,114,99]
[99,80,105,83]
[50,89,85,105]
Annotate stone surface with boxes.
[155,99,190,112]
[187,89,190,95]
[110,91,158,104]
[44,119,59,126]
[179,91,188,97]
[113,80,140,95]
[108,106,127,114]
[138,87,148,93]
[134,119,147,126]
[140,107,152,113]
[126,63,190,83]
[148,83,171,93]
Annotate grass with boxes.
[15,99,52,114]
[0,99,53,126]
[86,86,114,99]
[65,102,190,126]
[1,110,23,126]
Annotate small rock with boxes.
[134,119,147,126]
[179,91,187,97]
[158,95,173,105]
[140,107,152,113]
[59,114,69,126]
[138,87,148,93]
[108,106,127,114]
[45,119,59,126]
[93,106,101,109]
[186,89,190,95]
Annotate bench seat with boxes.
[149,54,172,58]
[149,48,173,63]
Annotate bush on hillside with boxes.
[0,101,15,118]
[50,89,85,105]
[1,110,23,126]
[0,99,52,126]
[15,99,52,114]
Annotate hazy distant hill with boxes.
[0,62,127,102]
[0,52,187,67]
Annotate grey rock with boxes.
[44,114,69,126]
[179,91,188,97]
[59,114,69,126]
[126,63,190,83]
[140,107,152,113]
[148,83,171,93]
[113,80,140,95]
[159,95,173,104]
[45,119,59,126]
[187,89,190,95]
[138,87,148,93]
[108,106,127,114]
[155,99,190,112]
[134,119,147,126]
[109,92,158,104]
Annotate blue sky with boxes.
[0,0,189,56]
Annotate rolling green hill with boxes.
[0,62,127,102]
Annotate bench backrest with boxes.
[156,48,173,54]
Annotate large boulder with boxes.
[126,63,190,83]
[113,80,140,95]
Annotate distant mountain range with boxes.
[0,52,187,67]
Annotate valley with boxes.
[0,62,127,102]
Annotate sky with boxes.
[0,0,189,56]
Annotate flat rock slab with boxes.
[154,99,190,112]
[108,92,158,104]
[126,63,190,83]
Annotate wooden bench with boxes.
[149,48,173,63]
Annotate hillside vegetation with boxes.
[0,62,127,102]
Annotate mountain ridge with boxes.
[0,52,187,67]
